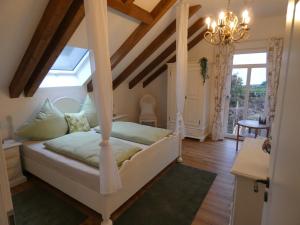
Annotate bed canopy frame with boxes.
[27,1,189,224]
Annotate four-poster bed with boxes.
[22,0,190,224]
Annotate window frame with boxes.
[225,50,268,138]
[49,50,90,75]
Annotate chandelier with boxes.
[204,0,251,45]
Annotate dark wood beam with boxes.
[143,29,206,87]
[110,0,177,69]
[9,0,76,98]
[24,1,85,97]
[87,0,177,92]
[122,0,135,3]
[113,5,201,90]
[129,17,204,89]
[108,0,153,24]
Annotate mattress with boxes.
[22,138,148,192]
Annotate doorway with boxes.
[225,51,268,138]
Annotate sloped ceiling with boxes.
[0,0,288,93]
[0,0,48,89]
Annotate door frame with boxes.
[224,50,268,138]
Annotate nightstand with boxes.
[3,140,27,187]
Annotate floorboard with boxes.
[12,138,238,225]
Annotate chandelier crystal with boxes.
[204,0,251,45]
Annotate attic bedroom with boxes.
[0,0,299,225]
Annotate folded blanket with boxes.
[44,131,141,168]
[95,122,172,145]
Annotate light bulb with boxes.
[245,16,250,24]
[205,17,211,29]
[211,20,217,32]
[219,11,225,20]
[242,10,249,19]
[242,10,250,24]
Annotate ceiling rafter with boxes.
[110,0,177,69]
[24,1,85,97]
[143,30,206,87]
[9,0,76,98]
[87,0,177,92]
[108,0,154,24]
[112,5,201,90]
[10,0,175,97]
[129,17,205,89]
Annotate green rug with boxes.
[12,185,87,225]
[115,164,216,225]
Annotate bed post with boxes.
[177,135,183,163]
[175,0,189,160]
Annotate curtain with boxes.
[84,0,122,194]
[211,44,234,141]
[175,0,189,138]
[266,38,283,125]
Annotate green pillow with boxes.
[81,95,98,128]
[16,99,68,140]
[65,112,90,133]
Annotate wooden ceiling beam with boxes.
[113,5,201,90]
[108,0,154,24]
[87,0,177,92]
[110,0,177,69]
[9,0,76,98]
[24,0,85,97]
[129,17,204,89]
[143,29,206,87]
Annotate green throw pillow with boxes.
[16,99,68,140]
[81,94,98,128]
[65,112,91,133]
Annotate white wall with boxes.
[186,15,286,134]
[0,87,86,140]
[113,73,168,128]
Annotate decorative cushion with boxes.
[81,95,98,128]
[16,99,68,140]
[65,112,91,133]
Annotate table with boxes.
[236,120,270,151]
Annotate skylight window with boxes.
[40,45,92,88]
[51,46,88,71]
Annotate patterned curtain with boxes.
[211,44,235,141]
[266,38,283,125]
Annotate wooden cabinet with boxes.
[3,141,27,187]
[167,63,210,141]
[230,138,269,225]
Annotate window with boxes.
[225,52,268,135]
[51,46,88,71]
[40,45,92,88]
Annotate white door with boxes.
[0,134,14,225]
[262,1,300,224]
[184,66,202,128]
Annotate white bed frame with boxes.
[23,97,180,225]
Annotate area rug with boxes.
[12,185,87,225]
[115,163,217,225]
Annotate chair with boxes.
[139,94,157,127]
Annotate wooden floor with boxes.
[12,138,238,225]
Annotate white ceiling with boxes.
[191,0,287,18]
[0,0,288,91]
